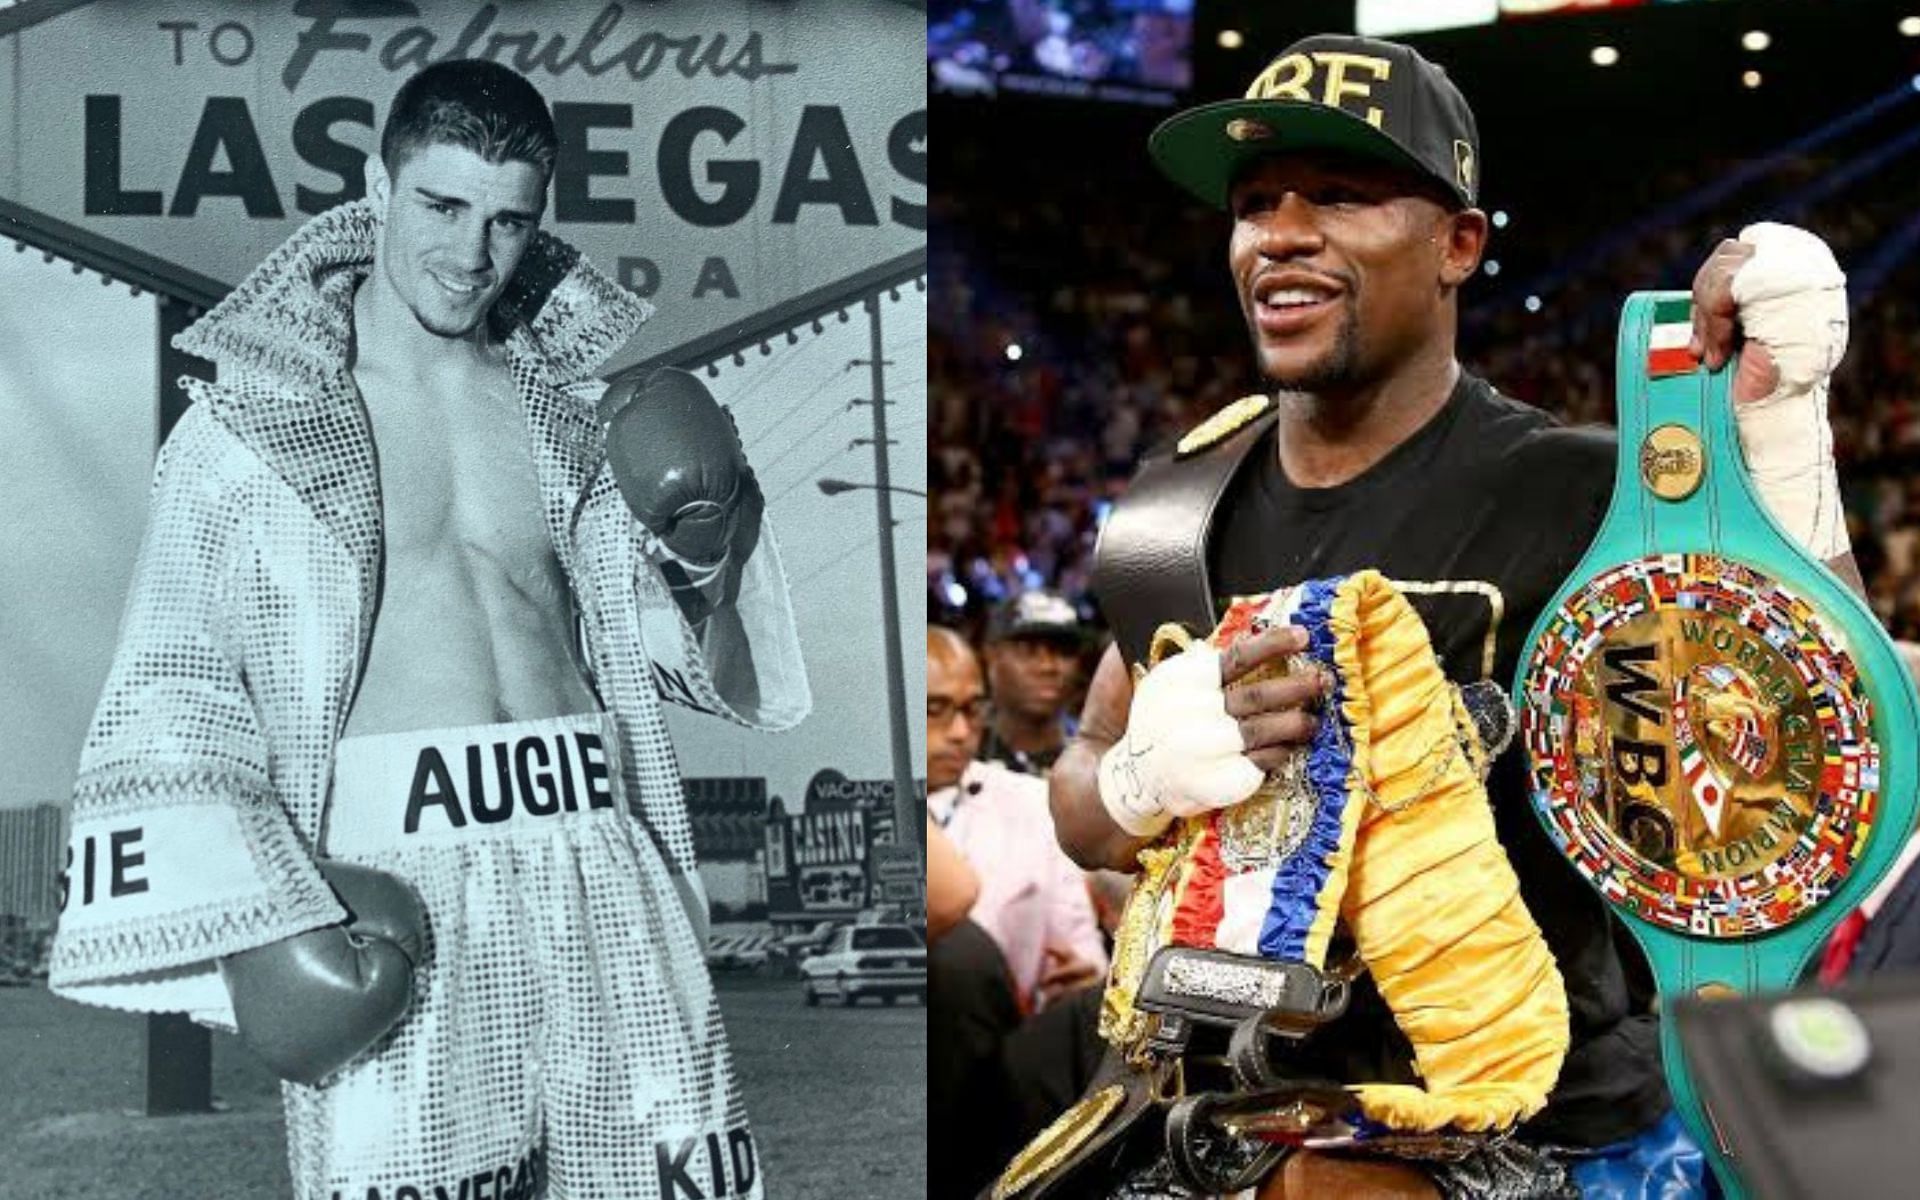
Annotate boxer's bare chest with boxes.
[342,356,595,736]
[361,363,547,563]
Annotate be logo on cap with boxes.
[1147,33,1482,212]
[1243,50,1396,130]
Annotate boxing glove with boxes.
[603,367,760,572]
[220,860,428,1086]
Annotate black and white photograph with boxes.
[0,3,926,1198]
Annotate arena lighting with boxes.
[1218,28,1244,50]
[1521,120,1920,355]
[1471,78,1920,324]
[1847,205,1920,309]
[1770,122,1920,224]
[1484,260,1502,276]
[1006,343,1024,361]
[1901,16,1920,36]
[1492,210,1510,228]
[1742,30,1771,52]
[1744,70,1764,89]
[1590,45,1620,67]
[1524,295,1542,313]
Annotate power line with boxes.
[714,336,817,412]
[744,360,859,455]
[751,402,858,480]
[791,529,881,591]
[767,441,858,506]
[790,516,926,592]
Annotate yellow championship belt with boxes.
[996,573,1572,1199]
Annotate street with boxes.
[0,974,924,1199]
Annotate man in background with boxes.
[931,626,1104,1005]
[929,624,1107,1199]
[981,590,1087,776]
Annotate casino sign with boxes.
[764,769,915,921]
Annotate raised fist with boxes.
[603,367,759,569]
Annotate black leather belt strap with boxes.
[1091,409,1279,668]
[1164,1093,1290,1196]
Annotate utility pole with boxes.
[851,294,926,913]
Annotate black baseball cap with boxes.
[986,591,1086,646]
[1148,34,1480,211]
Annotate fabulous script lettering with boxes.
[284,1,801,92]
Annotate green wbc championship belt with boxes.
[1513,292,1920,1197]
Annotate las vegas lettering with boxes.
[326,1131,754,1200]
[405,730,615,832]
[331,1145,544,1200]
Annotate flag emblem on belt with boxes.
[1648,298,1695,377]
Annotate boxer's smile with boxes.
[373,143,546,340]
[428,270,489,299]
[1227,151,1468,393]
[1250,270,1345,338]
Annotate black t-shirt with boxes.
[1206,371,1669,1148]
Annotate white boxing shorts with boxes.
[284,712,760,1200]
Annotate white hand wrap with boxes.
[1097,645,1264,838]
[1730,222,1851,561]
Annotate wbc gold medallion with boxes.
[1640,424,1704,502]
[1521,552,1879,937]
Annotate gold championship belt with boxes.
[1515,293,1920,1198]
[995,572,1571,1199]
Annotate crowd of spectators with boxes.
[931,115,1920,643]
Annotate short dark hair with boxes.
[380,60,557,182]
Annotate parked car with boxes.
[703,926,775,971]
[766,920,841,976]
[799,923,927,1007]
